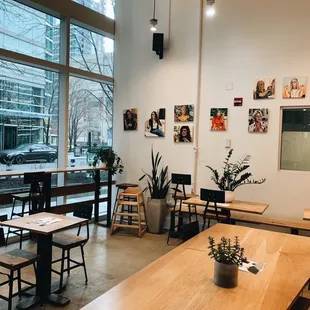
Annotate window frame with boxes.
[0,0,115,205]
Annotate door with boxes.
[4,126,17,150]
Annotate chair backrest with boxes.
[171,173,191,185]
[182,221,199,242]
[200,188,225,203]
[24,172,45,185]
[73,203,93,220]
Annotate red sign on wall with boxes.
[234,97,243,106]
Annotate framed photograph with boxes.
[248,109,268,133]
[253,78,275,99]
[282,77,308,98]
[210,108,228,131]
[174,125,194,143]
[123,108,138,131]
[145,109,166,137]
[174,105,194,122]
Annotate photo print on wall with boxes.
[210,108,228,131]
[253,78,275,99]
[248,109,268,133]
[282,77,308,99]
[145,109,166,137]
[123,108,138,131]
[174,105,194,122]
[174,125,194,143]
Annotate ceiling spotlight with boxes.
[206,0,216,17]
[150,0,158,32]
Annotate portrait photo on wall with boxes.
[282,77,307,99]
[173,125,194,143]
[123,108,138,131]
[210,108,228,131]
[253,78,275,100]
[174,105,194,122]
[248,109,268,133]
[145,108,166,137]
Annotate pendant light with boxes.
[150,0,158,32]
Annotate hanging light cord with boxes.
[152,0,156,19]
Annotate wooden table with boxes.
[304,208,310,220]
[1,212,87,309]
[82,224,310,310]
[183,197,269,214]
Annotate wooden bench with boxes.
[230,213,310,235]
[174,205,310,235]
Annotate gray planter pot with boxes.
[146,198,168,234]
[213,261,238,288]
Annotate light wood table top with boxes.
[183,197,269,214]
[82,224,310,310]
[304,208,310,220]
[1,212,87,235]
[0,166,109,177]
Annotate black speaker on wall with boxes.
[152,33,164,59]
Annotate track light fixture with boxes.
[206,0,216,17]
[150,0,158,32]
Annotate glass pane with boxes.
[0,59,59,220]
[72,0,115,19]
[0,0,60,63]
[68,76,112,214]
[70,24,114,77]
[281,108,310,171]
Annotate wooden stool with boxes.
[111,187,147,238]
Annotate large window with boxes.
[0,0,114,217]
[70,24,114,77]
[72,0,115,19]
[0,0,60,62]
[281,108,310,171]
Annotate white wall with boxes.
[114,0,310,220]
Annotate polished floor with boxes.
[0,225,176,310]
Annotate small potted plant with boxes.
[92,147,123,175]
[208,236,246,288]
[206,149,266,202]
[139,148,171,234]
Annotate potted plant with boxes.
[208,236,246,288]
[139,148,171,234]
[92,147,123,175]
[206,149,266,202]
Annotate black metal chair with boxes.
[0,227,39,310]
[182,220,200,243]
[167,173,198,244]
[200,188,230,231]
[51,204,93,292]
[6,172,46,249]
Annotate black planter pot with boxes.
[213,261,238,288]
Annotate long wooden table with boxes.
[0,166,114,227]
[183,197,269,214]
[82,223,310,310]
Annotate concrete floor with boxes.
[0,225,176,310]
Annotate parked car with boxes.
[0,144,57,164]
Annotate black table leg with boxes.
[17,234,70,309]
[107,169,112,227]
[94,170,100,223]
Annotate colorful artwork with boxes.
[123,108,138,131]
[248,109,268,133]
[282,77,307,98]
[174,105,194,122]
[210,108,228,131]
[174,125,194,143]
[253,78,275,99]
[145,109,166,137]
